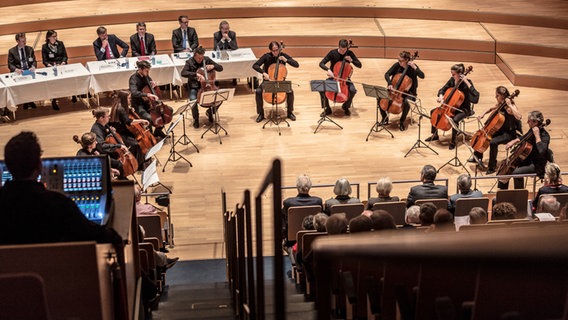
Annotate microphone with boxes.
[36,71,48,76]
[349,45,359,48]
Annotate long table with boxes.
[171,48,260,82]
[0,81,6,110]
[0,63,91,111]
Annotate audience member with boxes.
[324,178,361,213]
[0,132,122,246]
[281,174,323,241]
[559,203,568,221]
[468,207,488,225]
[432,209,455,232]
[130,22,157,57]
[449,174,483,213]
[491,202,517,220]
[313,213,328,232]
[537,195,561,217]
[213,20,238,50]
[172,15,199,53]
[93,26,129,61]
[325,213,349,235]
[419,202,437,226]
[532,163,568,212]
[138,225,178,271]
[406,165,448,207]
[302,215,315,231]
[348,214,373,233]
[366,177,400,210]
[370,210,397,231]
[401,205,421,229]
[8,32,37,110]
[41,30,71,110]
[135,185,168,234]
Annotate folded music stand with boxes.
[363,83,393,140]
[404,98,439,157]
[199,88,234,144]
[311,79,343,133]
[262,80,291,136]
[173,100,197,147]
[162,114,193,172]
[437,114,470,174]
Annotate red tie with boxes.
[105,44,111,59]
[140,37,146,56]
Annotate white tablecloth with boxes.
[87,54,180,94]
[0,63,91,111]
[0,81,7,110]
[171,48,260,82]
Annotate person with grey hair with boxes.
[281,175,323,243]
[366,177,400,210]
[406,165,448,207]
[313,213,328,232]
[401,205,421,229]
[449,174,483,213]
[468,207,488,225]
[213,20,238,51]
[537,195,561,216]
[532,162,568,212]
[498,110,551,190]
[324,178,361,213]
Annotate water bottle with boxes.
[151,56,156,65]
[216,45,221,60]
[53,65,58,76]
[125,58,130,69]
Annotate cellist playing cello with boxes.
[378,51,424,131]
[129,60,166,139]
[426,63,479,150]
[253,41,299,123]
[468,86,522,174]
[319,39,362,117]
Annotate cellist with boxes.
[129,60,166,139]
[468,86,522,174]
[497,110,551,190]
[379,51,424,131]
[319,39,362,117]
[253,41,299,123]
[180,46,223,128]
[90,107,129,178]
[426,63,479,150]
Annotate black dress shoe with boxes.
[255,114,265,123]
[399,123,406,131]
[343,108,351,116]
[486,168,496,175]
[71,96,78,103]
[425,134,439,142]
[22,103,29,110]
[193,121,200,128]
[51,99,60,111]
[449,143,455,150]
[324,107,332,115]
[165,257,179,270]
[467,156,478,163]
[30,102,37,109]
[380,116,389,125]
[287,112,296,121]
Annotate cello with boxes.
[470,89,520,153]
[105,127,139,177]
[145,78,173,128]
[197,57,221,108]
[325,40,355,104]
[430,66,473,131]
[262,41,287,105]
[128,107,157,155]
[379,51,419,114]
[496,119,550,182]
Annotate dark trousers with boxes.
[498,163,535,190]
[430,109,468,143]
[133,101,164,137]
[319,80,356,110]
[473,130,517,170]
[255,85,293,115]
[378,97,411,124]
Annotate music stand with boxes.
[404,98,439,157]
[173,100,196,147]
[363,84,393,140]
[437,115,469,174]
[162,114,193,172]
[261,80,291,136]
[144,134,167,167]
[142,159,172,194]
[311,80,343,133]
[199,88,234,144]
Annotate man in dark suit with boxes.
[406,164,448,207]
[130,22,156,57]
[171,15,199,53]
[281,174,323,243]
[7,32,38,110]
[213,20,238,51]
[93,26,129,61]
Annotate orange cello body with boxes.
[197,61,222,108]
[430,66,473,131]
[380,51,418,114]
[127,108,156,155]
[105,130,138,177]
[262,60,288,105]
[496,119,550,182]
[325,59,352,103]
[144,82,173,128]
[470,89,520,154]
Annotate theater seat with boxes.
[0,272,51,320]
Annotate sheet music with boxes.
[145,137,166,161]
[142,160,160,192]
